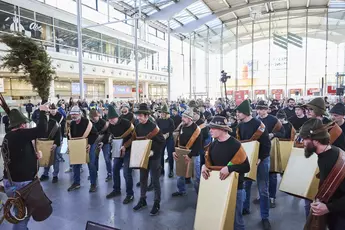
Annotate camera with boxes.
[220,70,231,83]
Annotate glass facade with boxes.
[218,8,345,99]
[0,1,168,72]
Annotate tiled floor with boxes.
[0,138,307,230]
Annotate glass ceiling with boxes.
[108,0,344,44]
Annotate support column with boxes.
[76,0,84,99]
[168,20,171,101]
[192,33,196,98]
[268,13,271,98]
[49,79,55,102]
[205,28,210,98]
[143,81,149,99]
[251,20,254,99]
[324,9,329,96]
[285,11,289,98]
[134,0,141,102]
[189,33,192,98]
[304,9,308,96]
[235,20,239,91]
[220,24,224,98]
[105,78,113,100]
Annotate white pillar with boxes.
[105,78,113,100]
[49,79,55,103]
[143,81,149,99]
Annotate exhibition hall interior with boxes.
[0,0,345,229]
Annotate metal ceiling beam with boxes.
[222,6,328,24]
[173,0,283,33]
[147,0,198,20]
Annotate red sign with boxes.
[271,89,283,100]
[271,89,283,95]
[289,89,302,95]
[327,86,336,95]
[132,88,143,93]
[235,91,245,105]
[243,90,249,95]
[255,89,266,95]
[307,88,320,95]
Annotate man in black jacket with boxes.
[282,98,296,119]
[157,104,175,178]
[300,118,345,230]
[89,109,111,182]
[105,105,135,204]
[236,100,272,230]
[39,117,62,184]
[2,103,49,229]
[133,103,165,216]
[202,116,250,230]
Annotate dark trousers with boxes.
[27,111,31,119]
[112,151,133,196]
[328,213,345,230]
[140,156,161,202]
[160,136,174,173]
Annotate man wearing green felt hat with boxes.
[106,105,136,205]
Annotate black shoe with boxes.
[89,184,97,193]
[242,209,251,215]
[150,201,160,216]
[172,191,186,197]
[185,178,191,184]
[52,176,58,184]
[40,175,49,181]
[147,183,154,192]
[136,182,141,187]
[270,198,276,208]
[106,191,121,199]
[262,219,271,230]
[123,195,134,204]
[168,171,174,178]
[105,175,112,182]
[253,197,260,204]
[133,198,147,211]
[67,183,81,192]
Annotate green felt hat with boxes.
[236,100,251,116]
[299,118,329,140]
[161,104,169,114]
[305,97,326,116]
[108,105,119,119]
[8,109,31,129]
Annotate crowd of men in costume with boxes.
[1,95,345,230]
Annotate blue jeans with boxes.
[112,150,133,196]
[177,155,201,193]
[3,179,32,230]
[304,199,312,218]
[102,144,112,176]
[43,146,61,177]
[160,136,174,172]
[269,173,277,199]
[235,189,246,230]
[72,144,97,185]
[243,156,270,220]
